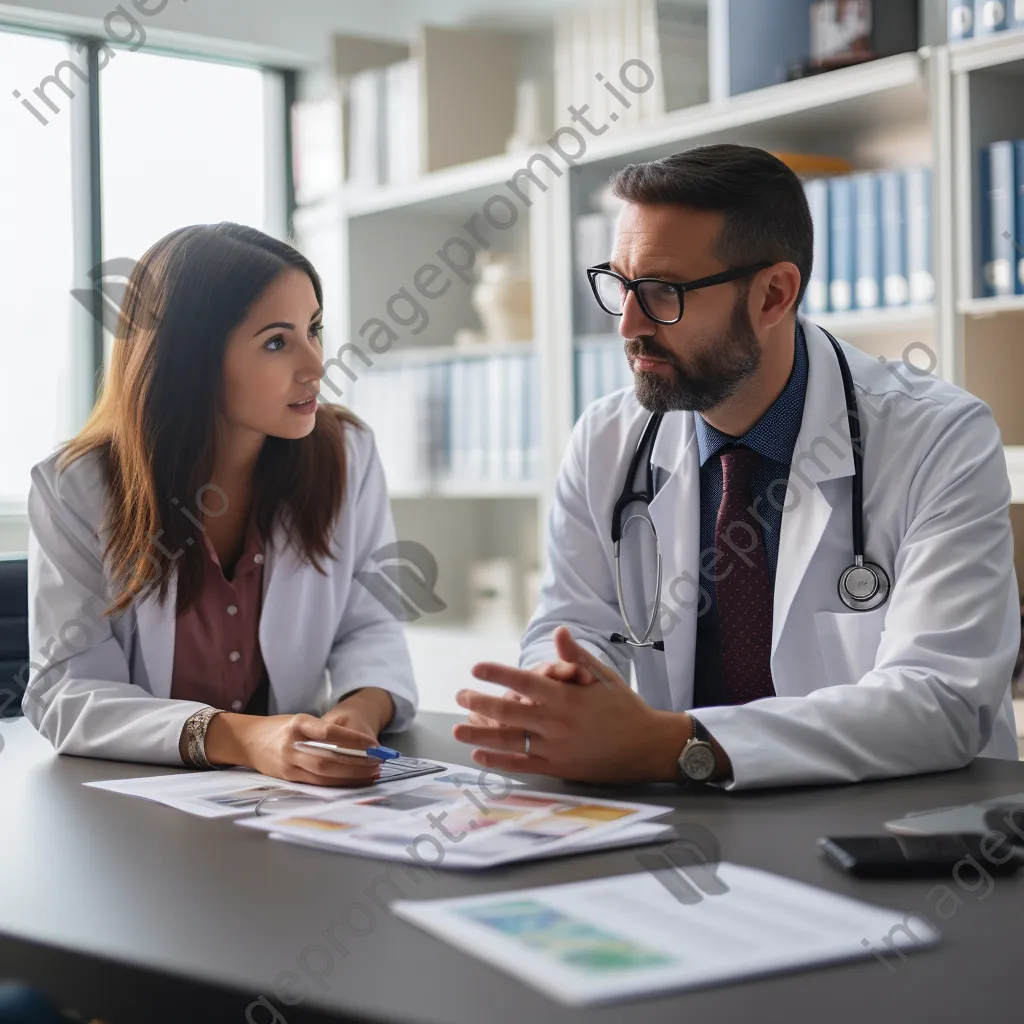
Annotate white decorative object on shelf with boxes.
[505,78,547,153]
[471,255,533,344]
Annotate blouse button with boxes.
[253,553,265,565]
[231,700,243,711]
[226,605,238,616]
[228,651,240,662]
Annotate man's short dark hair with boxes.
[609,143,813,309]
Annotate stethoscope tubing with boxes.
[610,324,887,650]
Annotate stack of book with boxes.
[979,139,1024,298]
[345,352,540,492]
[554,0,708,127]
[801,167,935,317]
[948,0,1024,41]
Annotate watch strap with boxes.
[689,714,711,745]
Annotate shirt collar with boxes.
[693,320,808,468]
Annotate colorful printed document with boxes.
[269,820,676,865]
[392,864,941,1005]
[237,784,673,868]
[83,760,522,819]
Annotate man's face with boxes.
[612,203,763,414]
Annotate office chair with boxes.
[0,554,28,719]
[0,982,68,1023]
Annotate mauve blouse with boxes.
[169,511,270,715]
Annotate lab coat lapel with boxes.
[134,568,177,699]
[647,409,700,710]
[772,319,856,657]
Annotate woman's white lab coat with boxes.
[23,421,418,764]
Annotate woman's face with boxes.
[220,268,325,443]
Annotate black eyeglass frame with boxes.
[586,261,774,325]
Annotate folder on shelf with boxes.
[980,141,1016,298]
[905,167,935,305]
[504,356,525,480]
[487,357,506,481]
[878,170,909,307]
[525,353,541,482]
[853,172,882,310]
[828,176,855,313]
[347,67,387,188]
[448,359,468,480]
[466,359,488,480]
[949,0,975,40]
[803,177,830,315]
[575,212,616,335]
[384,60,421,186]
[974,0,1009,34]
[601,342,627,398]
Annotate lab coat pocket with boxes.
[813,606,888,688]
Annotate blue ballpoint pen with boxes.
[292,740,401,760]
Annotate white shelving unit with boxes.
[293,11,1024,709]
[948,27,1024,591]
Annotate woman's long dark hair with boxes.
[57,222,360,618]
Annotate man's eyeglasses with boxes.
[587,261,772,325]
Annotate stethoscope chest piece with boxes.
[838,559,890,611]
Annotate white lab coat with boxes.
[23,421,418,765]
[521,317,1020,789]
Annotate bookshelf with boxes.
[291,4,1024,706]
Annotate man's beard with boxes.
[627,297,761,414]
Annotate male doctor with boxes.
[452,143,1020,790]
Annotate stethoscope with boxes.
[610,327,891,653]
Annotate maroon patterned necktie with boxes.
[714,445,776,704]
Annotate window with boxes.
[0,31,288,513]
[0,33,82,510]
[100,49,283,365]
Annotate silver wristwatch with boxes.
[677,715,718,783]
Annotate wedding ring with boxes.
[524,730,531,755]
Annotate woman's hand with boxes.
[205,711,383,787]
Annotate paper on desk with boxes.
[236,785,673,868]
[269,821,677,864]
[83,760,520,819]
[392,863,941,1006]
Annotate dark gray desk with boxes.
[2,713,1022,1024]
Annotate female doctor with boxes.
[23,222,418,784]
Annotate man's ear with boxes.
[753,262,801,330]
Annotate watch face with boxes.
[681,742,716,782]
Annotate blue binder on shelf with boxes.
[525,353,540,482]
[803,177,830,315]
[878,170,909,307]
[949,0,975,38]
[975,0,1009,34]
[980,141,1016,298]
[854,173,882,310]
[905,167,935,306]
[829,176,856,313]
[1015,140,1024,294]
